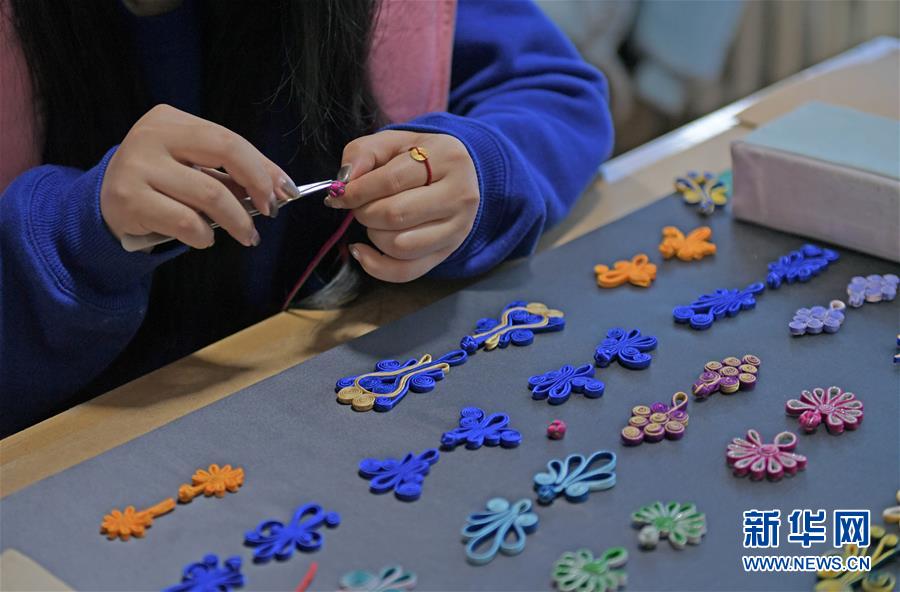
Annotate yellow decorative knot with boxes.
[659,226,717,262]
[476,302,564,351]
[816,492,900,592]
[100,498,175,541]
[674,172,728,208]
[337,354,451,411]
[594,254,657,288]
[178,464,245,503]
[884,491,900,525]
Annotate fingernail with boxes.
[324,196,342,209]
[250,229,261,247]
[350,244,360,260]
[268,193,279,218]
[280,177,300,200]
[337,164,352,183]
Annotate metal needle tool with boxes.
[120,179,336,252]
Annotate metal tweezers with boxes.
[120,179,335,252]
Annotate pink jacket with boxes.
[0,0,456,191]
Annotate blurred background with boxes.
[537,0,900,155]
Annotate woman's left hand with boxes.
[329,130,480,282]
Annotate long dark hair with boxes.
[8,0,379,172]
[6,0,379,399]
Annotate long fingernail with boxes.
[349,244,360,260]
[250,229,261,247]
[280,177,300,200]
[324,196,343,209]
[337,164,352,183]
[268,193,279,218]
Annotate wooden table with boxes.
[2,37,897,500]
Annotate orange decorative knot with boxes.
[594,254,657,288]
[100,498,175,541]
[178,464,245,503]
[659,226,717,262]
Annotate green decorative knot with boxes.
[631,501,706,550]
[552,547,628,592]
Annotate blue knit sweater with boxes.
[0,0,613,435]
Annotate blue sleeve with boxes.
[386,0,614,278]
[0,147,184,435]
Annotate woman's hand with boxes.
[330,130,480,282]
[101,104,297,249]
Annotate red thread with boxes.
[295,561,318,592]
[422,157,432,186]
[409,147,432,186]
[281,211,355,311]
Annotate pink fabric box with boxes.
[731,102,900,262]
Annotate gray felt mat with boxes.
[2,193,899,592]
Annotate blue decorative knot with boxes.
[673,283,765,330]
[461,497,539,565]
[441,407,521,449]
[593,328,657,369]
[766,244,838,289]
[528,364,605,404]
[335,350,467,412]
[244,503,340,562]
[358,449,440,501]
[460,301,564,354]
[533,450,617,504]
[164,554,244,592]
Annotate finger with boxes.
[130,188,216,249]
[201,166,298,212]
[166,123,279,216]
[335,149,436,210]
[340,130,421,180]
[150,161,258,247]
[350,242,453,283]
[366,217,463,261]
[199,168,246,200]
[265,162,300,202]
[353,185,457,231]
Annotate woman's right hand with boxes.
[100,104,296,249]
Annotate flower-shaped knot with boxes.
[726,430,807,481]
[179,464,244,503]
[785,386,863,434]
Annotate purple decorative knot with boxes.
[691,355,760,399]
[620,392,689,447]
[846,274,898,308]
[788,301,845,336]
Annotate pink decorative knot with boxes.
[726,429,807,481]
[328,181,346,198]
[547,420,566,440]
[785,386,863,435]
[798,410,822,432]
